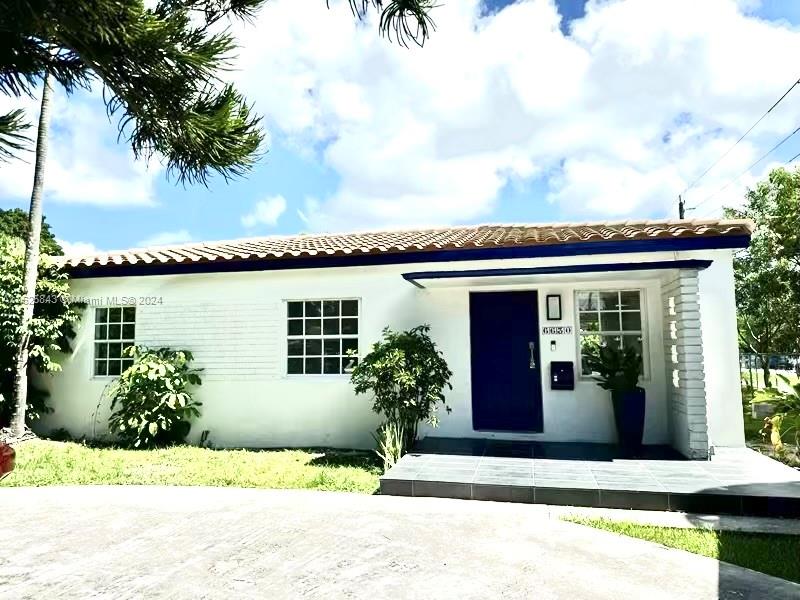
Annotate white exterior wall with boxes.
[698,250,746,448]
[661,269,709,458]
[35,249,743,451]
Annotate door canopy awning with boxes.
[402,259,712,289]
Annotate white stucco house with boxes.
[39,218,752,460]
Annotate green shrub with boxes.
[0,235,82,426]
[351,325,452,453]
[108,346,202,448]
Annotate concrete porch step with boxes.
[380,439,800,517]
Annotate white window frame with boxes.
[574,288,649,381]
[284,298,360,378]
[92,306,136,379]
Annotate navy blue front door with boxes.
[469,291,543,432]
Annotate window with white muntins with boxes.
[576,290,645,377]
[94,307,136,376]
[286,299,359,375]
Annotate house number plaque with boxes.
[542,325,573,335]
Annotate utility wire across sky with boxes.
[681,74,800,200]
[690,124,800,214]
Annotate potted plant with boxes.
[584,342,645,453]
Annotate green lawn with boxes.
[566,517,800,583]
[1,440,381,493]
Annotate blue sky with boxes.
[3,0,800,253]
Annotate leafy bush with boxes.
[108,346,202,448]
[0,235,82,426]
[583,342,642,393]
[351,325,452,453]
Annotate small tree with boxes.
[0,235,81,426]
[108,346,202,448]
[726,169,800,388]
[350,325,452,453]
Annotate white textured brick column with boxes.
[661,269,709,459]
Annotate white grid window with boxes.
[576,290,645,377]
[94,307,136,376]
[287,300,359,375]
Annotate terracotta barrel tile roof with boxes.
[60,218,753,270]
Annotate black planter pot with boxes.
[611,387,646,454]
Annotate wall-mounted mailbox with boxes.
[550,361,574,391]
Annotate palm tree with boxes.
[9,73,52,437]
[1,1,437,437]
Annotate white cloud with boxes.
[137,229,193,247]
[241,195,287,228]
[231,0,800,229]
[57,239,99,256]
[0,88,161,207]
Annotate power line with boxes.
[785,149,800,165]
[692,141,800,220]
[681,74,800,195]
[689,124,800,212]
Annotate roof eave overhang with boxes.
[402,259,713,289]
[64,234,749,279]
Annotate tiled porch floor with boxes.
[380,438,800,517]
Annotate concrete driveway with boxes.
[0,487,797,599]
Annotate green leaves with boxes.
[0,234,82,426]
[0,110,31,161]
[350,325,452,451]
[1,0,437,174]
[726,167,800,356]
[342,1,437,47]
[108,345,203,448]
[583,342,642,393]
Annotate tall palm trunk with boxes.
[10,73,53,437]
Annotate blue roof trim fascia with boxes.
[67,235,747,279]
[402,259,714,288]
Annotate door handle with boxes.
[529,341,536,370]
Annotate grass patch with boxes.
[1,440,381,494]
[565,517,800,583]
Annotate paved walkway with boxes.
[383,442,800,515]
[0,486,798,599]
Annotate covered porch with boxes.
[404,253,742,460]
[380,438,800,517]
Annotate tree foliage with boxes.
[726,168,800,369]
[0,0,438,180]
[0,208,62,255]
[0,109,30,161]
[350,325,452,451]
[0,235,81,426]
[108,346,202,448]
[342,0,437,47]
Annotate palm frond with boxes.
[337,0,438,47]
[0,109,31,161]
